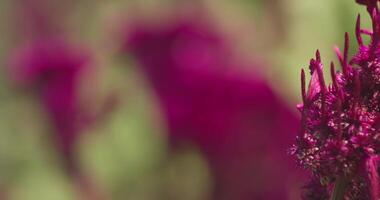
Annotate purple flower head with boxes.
[293,2,380,199]
[124,17,304,199]
[9,38,91,172]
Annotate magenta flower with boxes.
[9,38,91,172]
[293,1,380,199]
[8,38,113,200]
[7,1,114,199]
[124,18,304,199]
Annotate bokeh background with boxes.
[0,0,372,199]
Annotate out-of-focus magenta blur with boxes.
[0,0,367,200]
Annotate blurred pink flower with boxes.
[9,38,91,172]
[7,1,114,199]
[124,18,305,200]
[9,0,117,174]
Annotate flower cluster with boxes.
[293,1,380,199]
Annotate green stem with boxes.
[331,176,348,200]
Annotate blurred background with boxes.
[0,0,372,199]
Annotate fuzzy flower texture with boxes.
[293,0,380,199]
